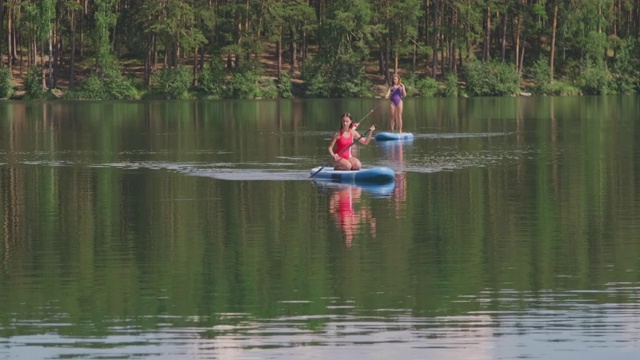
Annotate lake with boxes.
[1,96,640,359]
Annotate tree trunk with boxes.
[0,0,4,67]
[53,27,60,88]
[514,14,521,71]
[71,10,76,87]
[412,41,417,70]
[144,34,153,86]
[289,28,298,71]
[385,38,391,84]
[302,30,307,62]
[7,2,13,73]
[432,0,439,78]
[199,46,205,72]
[192,46,198,86]
[501,13,507,61]
[276,38,282,80]
[483,1,491,61]
[450,41,456,73]
[519,45,525,74]
[153,36,158,70]
[48,27,54,89]
[394,51,398,74]
[550,3,558,80]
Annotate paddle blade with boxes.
[309,165,325,178]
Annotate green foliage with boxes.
[530,56,552,87]
[409,75,439,97]
[24,67,44,100]
[103,68,139,99]
[387,0,421,58]
[64,74,107,100]
[301,61,331,98]
[302,0,373,98]
[225,69,278,100]
[302,55,372,98]
[584,31,608,64]
[465,60,520,96]
[152,65,192,99]
[0,68,13,99]
[443,73,459,97]
[64,68,138,100]
[528,56,580,96]
[199,58,226,99]
[95,0,118,71]
[540,81,581,96]
[576,61,613,95]
[529,56,553,94]
[611,39,640,94]
[278,72,293,99]
[6,0,640,100]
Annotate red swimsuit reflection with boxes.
[329,187,376,247]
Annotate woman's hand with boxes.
[369,124,376,132]
[333,154,340,161]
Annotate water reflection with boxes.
[378,140,410,214]
[3,97,640,360]
[328,186,377,247]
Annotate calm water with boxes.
[1,96,640,359]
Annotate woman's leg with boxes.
[397,101,404,133]
[349,157,362,170]
[390,104,397,132]
[333,158,352,170]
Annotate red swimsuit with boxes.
[335,130,353,159]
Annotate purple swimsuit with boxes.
[390,86,403,106]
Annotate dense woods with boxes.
[1,0,639,99]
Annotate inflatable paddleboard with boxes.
[310,166,395,185]
[374,132,414,141]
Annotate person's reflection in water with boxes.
[329,186,376,247]
[385,141,408,215]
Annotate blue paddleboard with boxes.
[310,166,395,185]
[374,132,414,141]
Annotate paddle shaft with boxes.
[310,128,373,178]
[354,106,377,127]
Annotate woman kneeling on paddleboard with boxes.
[328,112,376,170]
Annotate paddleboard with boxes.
[374,132,414,142]
[310,166,395,185]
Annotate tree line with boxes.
[0,0,639,100]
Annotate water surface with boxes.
[1,96,640,359]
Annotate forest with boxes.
[0,0,639,100]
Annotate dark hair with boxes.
[340,112,354,130]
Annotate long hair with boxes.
[392,74,402,86]
[339,112,354,131]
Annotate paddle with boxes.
[352,105,378,129]
[310,126,375,178]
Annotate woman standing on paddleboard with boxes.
[384,74,406,133]
[328,112,376,171]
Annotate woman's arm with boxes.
[401,84,406,97]
[384,87,391,99]
[328,132,340,160]
[356,125,376,145]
